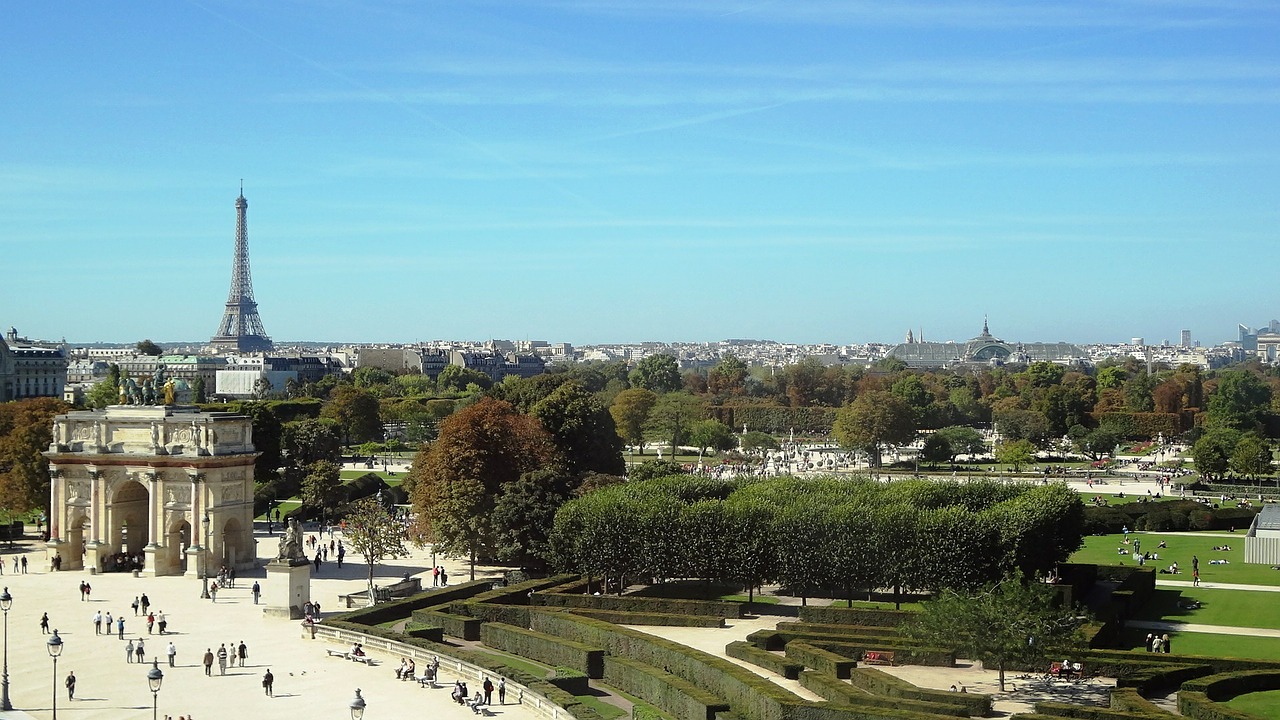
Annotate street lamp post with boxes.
[349,688,366,719]
[200,510,211,599]
[47,629,63,720]
[0,587,11,711]
[146,659,164,720]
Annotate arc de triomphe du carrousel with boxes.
[43,401,258,577]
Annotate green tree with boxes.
[135,339,163,356]
[645,393,705,457]
[919,434,952,465]
[1208,370,1273,433]
[407,397,557,579]
[933,426,986,464]
[708,354,748,396]
[85,364,122,409]
[236,402,283,480]
[1193,428,1239,481]
[282,418,342,468]
[1074,425,1122,460]
[191,376,207,404]
[301,460,344,524]
[628,355,682,393]
[993,408,1053,448]
[902,572,1087,691]
[321,385,383,445]
[832,390,916,467]
[532,381,625,475]
[1230,434,1274,480]
[995,439,1036,472]
[687,419,736,459]
[343,495,410,603]
[627,460,688,481]
[1096,365,1127,391]
[609,388,657,454]
[352,366,395,389]
[437,365,493,393]
[740,431,780,451]
[490,467,578,567]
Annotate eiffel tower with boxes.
[210,185,273,353]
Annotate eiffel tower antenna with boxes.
[210,185,273,353]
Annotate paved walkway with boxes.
[1156,580,1280,593]
[1127,620,1280,638]
[0,529,524,720]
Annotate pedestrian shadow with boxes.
[272,692,298,698]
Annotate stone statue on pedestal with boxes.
[276,517,307,565]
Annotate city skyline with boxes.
[3,2,1278,345]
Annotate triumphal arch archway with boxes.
[44,405,259,577]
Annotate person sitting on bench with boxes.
[396,658,409,679]
[351,643,366,658]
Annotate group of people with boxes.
[395,654,441,682]
[431,565,449,586]
[201,641,250,675]
[1146,633,1172,653]
[451,676,505,706]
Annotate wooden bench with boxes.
[1046,661,1086,680]
[861,650,895,666]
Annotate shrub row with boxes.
[1087,412,1184,439]
[785,641,857,679]
[411,609,483,640]
[1174,692,1255,720]
[1180,668,1280,702]
[451,601,531,627]
[533,592,741,618]
[530,611,800,720]
[1115,664,1214,694]
[547,667,591,695]
[725,641,804,680]
[846,668,991,717]
[634,702,674,720]
[811,641,955,669]
[1107,688,1170,716]
[403,622,445,642]
[605,656,732,720]
[1032,701,1172,719]
[709,406,838,435]
[568,608,726,628]
[1079,650,1280,677]
[465,574,580,606]
[797,671,967,718]
[481,622,605,678]
[776,623,902,639]
[332,579,493,627]
[797,607,914,627]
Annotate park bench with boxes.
[350,654,375,666]
[468,695,494,716]
[861,650,895,666]
[1046,661,1087,681]
[326,649,350,659]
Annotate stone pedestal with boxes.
[262,559,310,619]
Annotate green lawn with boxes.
[720,594,780,605]
[472,651,551,678]
[573,694,627,720]
[1227,688,1280,717]
[1117,628,1280,661]
[1133,588,1280,630]
[1069,533,1280,586]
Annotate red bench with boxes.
[862,651,895,666]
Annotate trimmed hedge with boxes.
[547,667,591,695]
[403,623,445,642]
[798,671,968,718]
[568,609,726,628]
[811,641,955,669]
[776,623,902,639]
[1179,668,1280,707]
[1115,664,1214,694]
[847,668,991,717]
[785,641,857,679]
[450,601,531,627]
[635,703,674,720]
[726,641,804,680]
[1107,688,1171,716]
[1078,650,1280,677]
[797,607,914,627]
[534,592,741,619]
[748,630,907,653]
[412,609,483,640]
[334,579,493,627]
[463,574,580,607]
[481,622,605,678]
[1176,692,1256,720]
[1032,701,1170,718]
[604,656,731,720]
[531,611,801,720]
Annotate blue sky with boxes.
[3,1,1277,346]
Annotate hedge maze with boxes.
[325,568,1280,720]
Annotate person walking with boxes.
[132,597,140,616]
[104,612,113,637]
[141,593,150,614]
[210,582,218,602]
[117,615,126,639]
[203,648,214,676]
[262,669,274,697]
[157,611,167,635]
[217,644,228,675]
[238,641,248,668]
[252,581,261,605]
[337,543,344,568]
[65,671,76,700]
[136,638,146,663]
[147,612,155,634]
[498,678,506,704]
[40,612,49,634]
[20,556,26,574]
[93,610,102,635]
[313,553,322,572]
[167,641,177,668]
[126,639,135,663]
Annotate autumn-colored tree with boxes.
[609,388,657,454]
[407,397,558,578]
[0,398,69,513]
[833,390,915,467]
[321,385,383,445]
